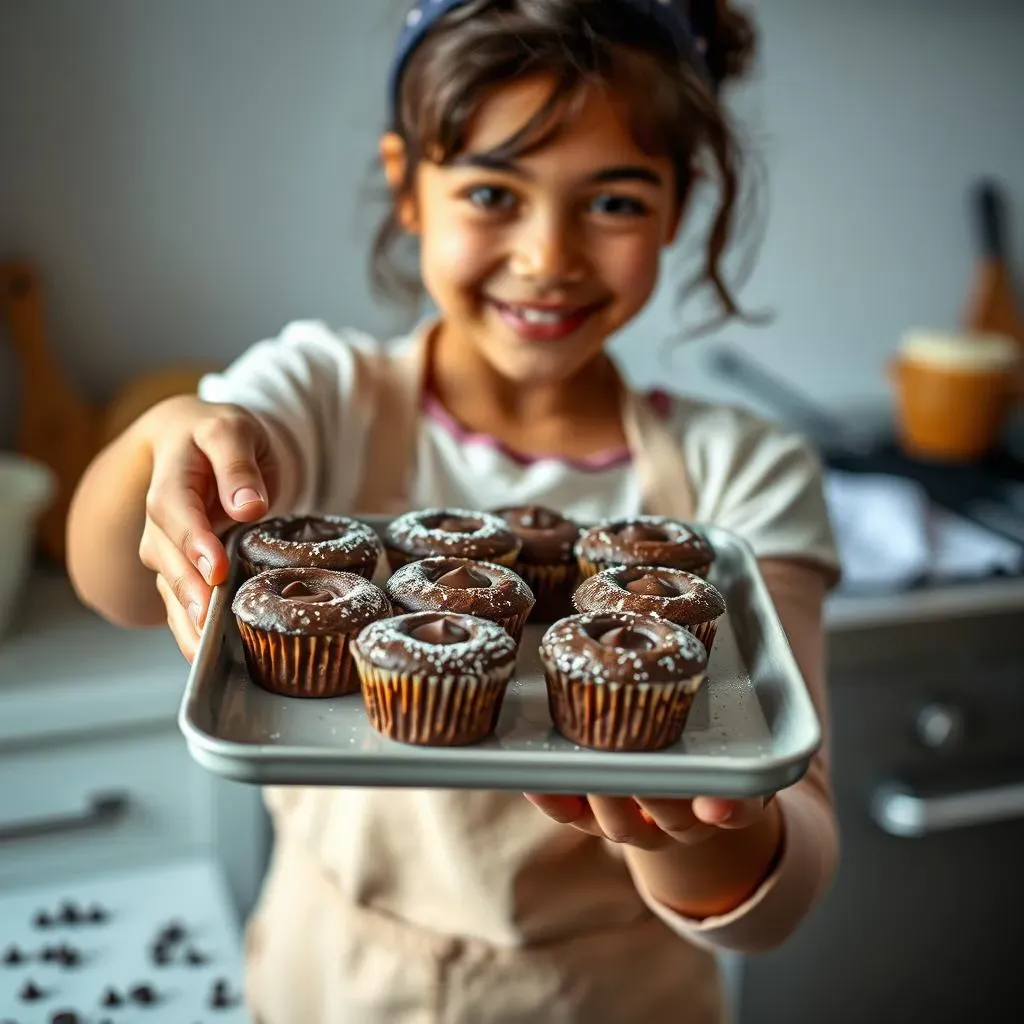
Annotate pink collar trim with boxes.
[421,388,673,473]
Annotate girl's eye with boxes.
[465,186,517,211]
[590,194,649,217]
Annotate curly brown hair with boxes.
[372,0,758,330]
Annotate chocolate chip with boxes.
[129,983,157,1004]
[58,946,80,968]
[100,987,123,1008]
[433,565,492,590]
[409,615,471,645]
[2,944,24,965]
[209,977,236,1008]
[150,944,172,966]
[617,523,669,544]
[185,947,207,966]
[158,921,186,944]
[597,625,656,651]
[41,945,61,962]
[19,979,44,1001]
[281,580,332,602]
[50,1012,79,1024]
[86,905,108,924]
[59,902,80,925]
[33,911,53,928]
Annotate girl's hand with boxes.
[524,793,772,850]
[137,397,277,662]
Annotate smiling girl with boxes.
[67,2,841,1021]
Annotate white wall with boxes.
[3,0,1024,447]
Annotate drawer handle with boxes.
[871,780,1024,838]
[0,792,130,844]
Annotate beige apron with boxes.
[245,332,721,1024]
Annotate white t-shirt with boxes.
[198,319,839,577]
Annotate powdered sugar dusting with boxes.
[356,612,517,676]
[233,567,390,636]
[387,556,534,618]
[540,610,706,685]
[386,507,518,559]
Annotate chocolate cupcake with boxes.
[494,505,580,623]
[232,567,391,698]
[539,611,708,752]
[385,557,535,643]
[574,516,714,580]
[573,565,726,651]
[238,515,383,581]
[383,508,521,572]
[353,612,518,747]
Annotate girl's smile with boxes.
[383,73,683,386]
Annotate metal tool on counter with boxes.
[707,345,877,455]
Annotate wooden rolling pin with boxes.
[1,259,216,564]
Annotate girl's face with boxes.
[384,75,683,386]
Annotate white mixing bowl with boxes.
[0,453,57,639]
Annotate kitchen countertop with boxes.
[826,574,1024,631]
[0,572,187,745]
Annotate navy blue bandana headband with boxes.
[387,0,711,120]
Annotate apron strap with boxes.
[351,326,696,522]
[622,388,696,520]
[352,329,431,516]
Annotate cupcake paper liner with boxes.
[516,562,578,624]
[687,616,720,652]
[542,663,706,752]
[236,620,361,699]
[354,658,516,747]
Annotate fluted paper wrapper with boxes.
[576,554,712,582]
[354,656,516,747]
[516,562,578,624]
[542,662,706,752]
[687,615,721,652]
[237,620,361,698]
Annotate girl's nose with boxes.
[508,211,587,284]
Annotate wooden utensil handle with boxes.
[974,179,1007,260]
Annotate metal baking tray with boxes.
[179,520,820,798]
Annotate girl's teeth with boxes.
[516,307,572,324]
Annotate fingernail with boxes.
[188,602,203,630]
[197,555,213,584]
[232,487,262,509]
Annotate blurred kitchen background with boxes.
[1,1,1023,1022]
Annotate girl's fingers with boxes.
[691,796,769,830]
[191,411,271,525]
[587,796,667,851]
[156,573,200,663]
[634,798,716,846]
[139,522,211,629]
[523,794,603,838]
[146,447,228,586]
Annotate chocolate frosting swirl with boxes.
[573,565,725,626]
[386,557,534,620]
[494,505,580,565]
[239,515,382,572]
[540,611,707,684]
[385,507,521,562]
[355,611,517,676]
[575,516,714,573]
[232,567,391,636]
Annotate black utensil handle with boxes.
[973,178,1007,259]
